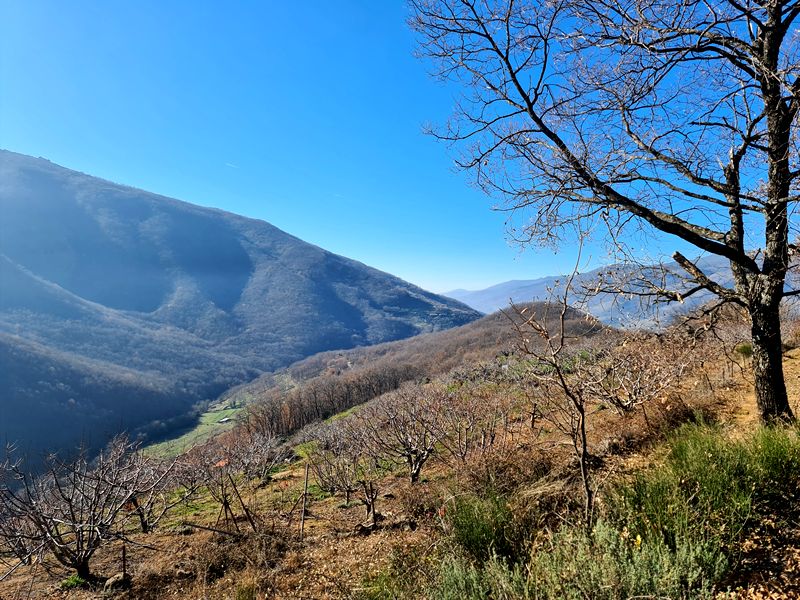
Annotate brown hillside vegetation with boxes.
[2,308,799,599]
[228,302,600,395]
[226,303,602,440]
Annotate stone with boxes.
[103,572,131,593]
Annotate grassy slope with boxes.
[145,405,242,459]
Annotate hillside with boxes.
[223,301,601,408]
[3,303,797,599]
[0,150,480,456]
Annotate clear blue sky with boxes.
[0,1,676,292]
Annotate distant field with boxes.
[145,405,242,458]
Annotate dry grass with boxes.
[2,340,798,599]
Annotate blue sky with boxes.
[0,1,680,293]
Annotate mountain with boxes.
[0,150,480,457]
[446,256,733,326]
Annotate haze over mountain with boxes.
[0,150,479,457]
[446,255,733,326]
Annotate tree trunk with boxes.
[750,303,794,423]
[75,561,91,581]
[575,404,594,532]
[409,470,419,484]
[131,496,149,534]
[409,461,421,484]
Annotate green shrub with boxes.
[432,556,491,600]
[446,492,518,562]
[530,520,723,599]
[429,424,800,599]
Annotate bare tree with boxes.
[308,426,360,504]
[183,443,258,534]
[430,384,487,463]
[514,300,600,531]
[337,421,383,527]
[310,418,385,527]
[224,430,288,482]
[583,331,699,416]
[357,385,441,484]
[435,376,525,466]
[0,436,178,580]
[411,0,800,422]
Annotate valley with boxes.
[0,150,479,460]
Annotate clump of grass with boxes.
[234,582,257,600]
[429,423,800,599]
[351,543,440,600]
[616,422,800,553]
[445,491,518,563]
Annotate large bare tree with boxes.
[411,0,800,421]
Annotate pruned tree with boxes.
[183,442,258,533]
[357,385,441,483]
[308,426,360,504]
[337,421,383,527]
[224,430,288,482]
[0,436,179,580]
[430,384,487,463]
[411,0,800,422]
[583,331,699,415]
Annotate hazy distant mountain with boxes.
[0,150,480,456]
[446,256,733,326]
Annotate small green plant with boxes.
[734,342,753,358]
[234,583,257,600]
[305,482,334,501]
[60,574,89,589]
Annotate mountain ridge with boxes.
[0,149,480,457]
[445,256,733,326]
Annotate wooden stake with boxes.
[300,464,309,542]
